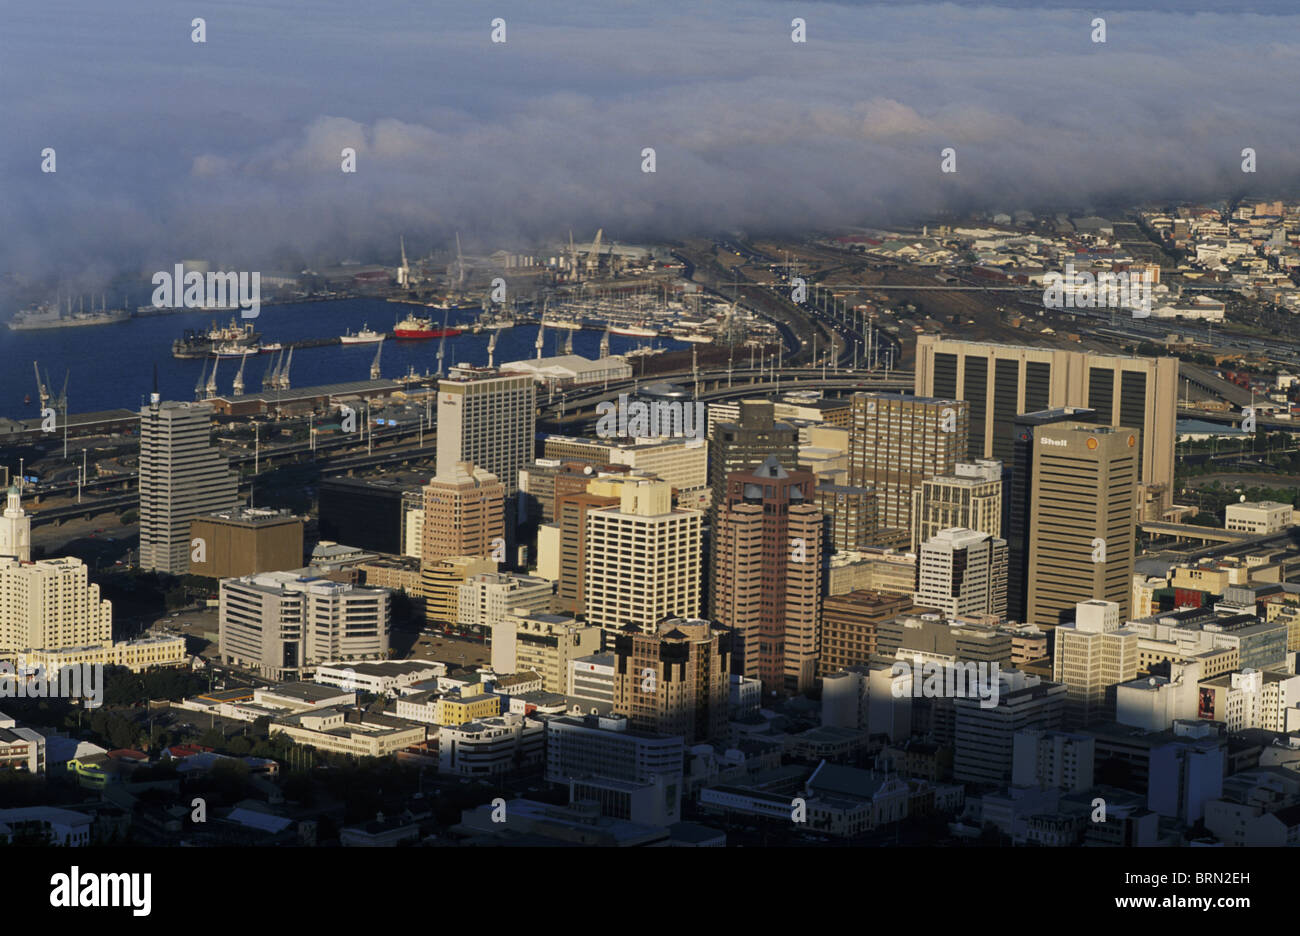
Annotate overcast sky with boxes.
[3,0,1298,284]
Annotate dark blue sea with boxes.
[0,298,685,420]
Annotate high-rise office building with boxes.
[189,507,304,578]
[1007,407,1096,622]
[914,528,1008,620]
[421,462,505,616]
[714,456,823,693]
[1052,600,1138,727]
[0,557,111,654]
[583,478,702,641]
[435,372,535,493]
[815,483,880,552]
[611,617,731,743]
[1026,422,1140,631]
[218,571,391,680]
[849,393,967,534]
[953,672,1066,786]
[708,402,799,616]
[421,462,505,567]
[555,491,620,615]
[819,590,913,676]
[910,459,1004,550]
[0,485,31,562]
[138,399,239,574]
[914,336,1177,516]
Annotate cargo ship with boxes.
[172,318,261,358]
[393,313,462,339]
[9,298,130,331]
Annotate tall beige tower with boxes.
[139,399,239,574]
[849,393,967,537]
[0,557,111,654]
[582,478,702,643]
[435,373,535,492]
[0,484,31,562]
[420,462,505,617]
[1052,599,1138,726]
[1027,423,1139,632]
[914,336,1177,517]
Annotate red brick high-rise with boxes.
[714,456,823,694]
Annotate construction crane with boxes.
[233,353,247,396]
[262,350,281,390]
[32,362,49,412]
[455,232,466,294]
[276,347,293,389]
[585,229,603,275]
[205,356,221,399]
[435,313,448,377]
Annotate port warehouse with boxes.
[205,379,408,417]
[0,409,140,443]
[0,378,411,441]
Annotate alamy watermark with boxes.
[1,663,104,708]
[151,264,261,319]
[1042,263,1152,317]
[595,393,706,440]
[890,660,1000,709]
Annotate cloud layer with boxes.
[3,0,1299,284]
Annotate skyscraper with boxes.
[1052,599,1138,727]
[139,399,239,574]
[849,393,968,535]
[611,617,731,743]
[582,478,702,643]
[1007,408,1095,622]
[707,401,799,616]
[714,456,823,693]
[914,336,1177,516]
[0,485,31,562]
[435,372,536,493]
[1026,422,1139,631]
[420,463,505,617]
[910,459,1004,551]
[914,528,1008,620]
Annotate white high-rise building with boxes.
[0,484,31,561]
[1052,599,1138,727]
[219,572,390,680]
[914,528,1008,619]
[436,372,535,492]
[0,557,111,654]
[583,478,702,641]
[139,400,239,574]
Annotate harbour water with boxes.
[0,297,687,420]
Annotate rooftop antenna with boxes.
[151,363,161,406]
[487,329,497,369]
[370,341,383,380]
[195,358,209,399]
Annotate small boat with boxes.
[260,342,283,353]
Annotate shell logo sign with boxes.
[1128,434,1137,447]
[1086,437,1098,450]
